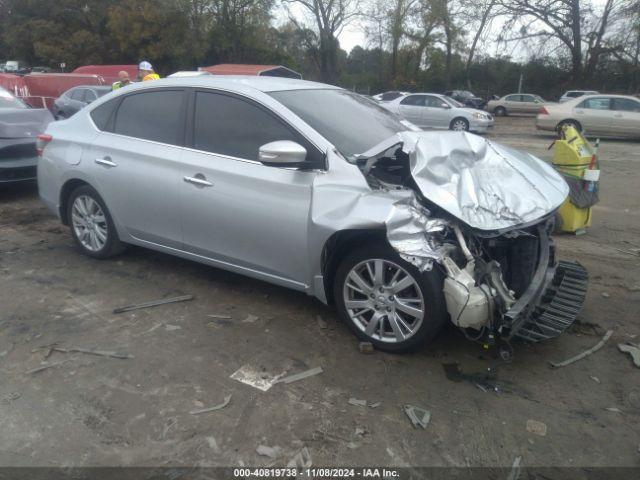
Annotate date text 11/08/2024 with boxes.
[233,468,400,478]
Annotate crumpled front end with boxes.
[354,131,587,344]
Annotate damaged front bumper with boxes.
[502,224,588,341]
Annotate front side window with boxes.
[113,90,185,145]
[71,89,85,101]
[612,98,640,112]
[192,91,321,162]
[521,95,536,102]
[580,98,611,110]
[424,95,447,108]
[270,89,407,158]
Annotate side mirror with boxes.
[441,103,451,109]
[258,140,307,167]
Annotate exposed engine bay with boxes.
[352,132,588,346]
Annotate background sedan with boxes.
[382,93,493,132]
[536,94,640,138]
[487,93,548,116]
[52,85,111,119]
[0,86,53,183]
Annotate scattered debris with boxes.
[286,447,312,469]
[347,397,381,408]
[316,315,328,329]
[113,294,194,314]
[358,342,374,354]
[348,397,367,407]
[1,392,21,404]
[442,362,500,392]
[208,318,233,327]
[618,343,640,368]
[25,358,75,375]
[590,376,601,384]
[256,445,282,459]
[601,292,610,298]
[205,436,221,454]
[403,405,431,429]
[207,314,232,319]
[242,314,259,324]
[165,324,182,331]
[50,346,134,359]
[230,364,286,392]
[507,456,522,480]
[605,407,622,413]
[526,419,547,437]
[0,342,14,357]
[189,395,232,415]
[276,366,324,384]
[550,329,614,368]
[354,426,366,437]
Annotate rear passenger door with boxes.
[398,95,426,126]
[180,89,323,287]
[87,89,187,248]
[611,97,640,137]
[573,97,613,134]
[520,94,541,114]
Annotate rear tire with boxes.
[333,243,447,353]
[67,185,125,259]
[494,106,507,116]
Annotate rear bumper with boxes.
[0,138,38,183]
[502,224,588,342]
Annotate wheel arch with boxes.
[320,228,388,305]
[450,116,470,130]
[59,178,92,225]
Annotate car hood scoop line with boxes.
[357,131,569,231]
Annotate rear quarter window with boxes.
[90,98,119,131]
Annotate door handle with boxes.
[95,156,117,168]
[183,175,213,187]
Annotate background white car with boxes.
[559,90,599,103]
[382,93,494,132]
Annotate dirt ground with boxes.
[1,116,639,471]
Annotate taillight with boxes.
[36,134,52,156]
[538,106,549,115]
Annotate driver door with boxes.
[180,90,323,287]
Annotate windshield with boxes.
[0,88,27,109]
[444,96,464,108]
[269,89,408,158]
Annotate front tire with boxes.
[494,106,507,116]
[333,244,447,353]
[450,117,470,131]
[67,185,124,259]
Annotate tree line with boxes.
[1,0,639,98]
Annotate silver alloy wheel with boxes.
[71,195,108,252]
[343,259,425,343]
[451,119,468,131]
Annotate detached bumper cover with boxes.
[503,226,588,341]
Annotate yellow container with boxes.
[551,126,598,234]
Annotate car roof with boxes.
[114,75,339,94]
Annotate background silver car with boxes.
[382,93,493,132]
[37,77,579,352]
[486,93,549,116]
[536,94,640,137]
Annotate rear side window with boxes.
[113,90,185,145]
[567,92,582,98]
[192,91,321,162]
[400,95,425,106]
[505,95,520,102]
[90,98,119,131]
[612,98,640,112]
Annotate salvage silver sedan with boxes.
[37,77,587,352]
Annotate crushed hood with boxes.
[365,131,569,231]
